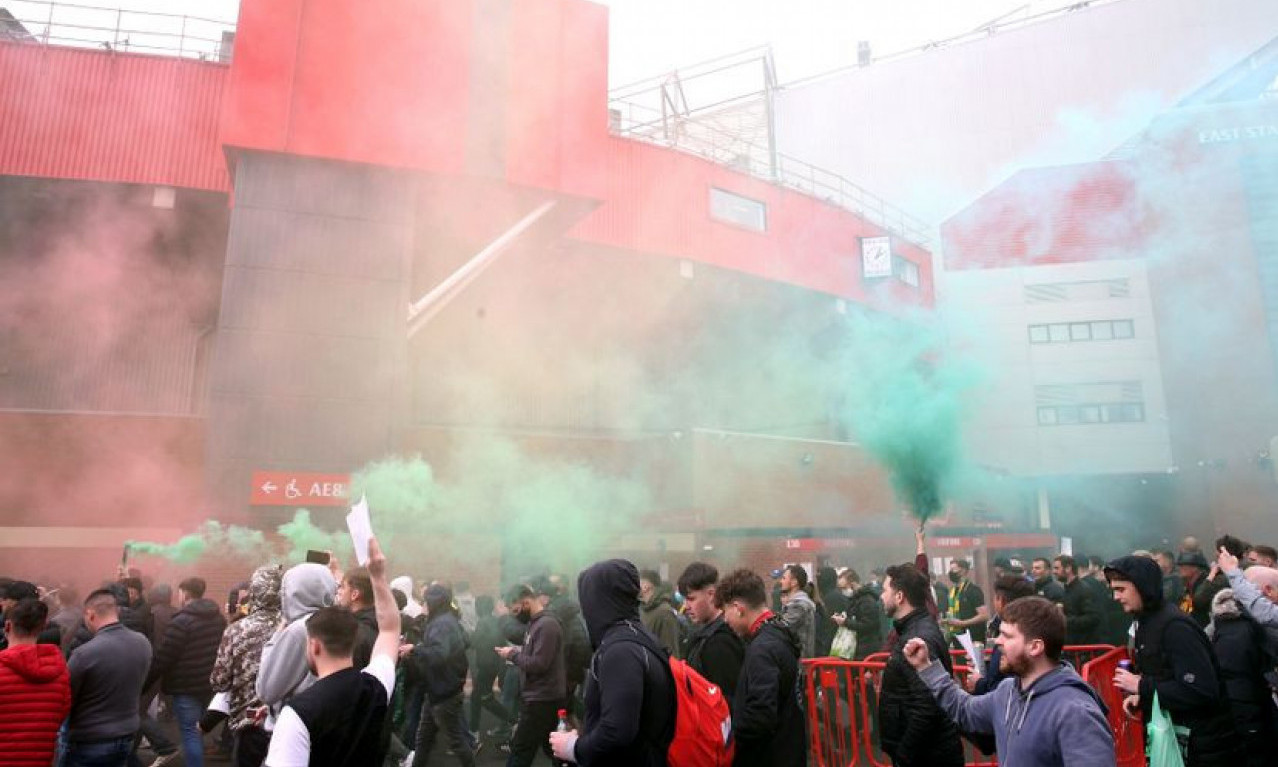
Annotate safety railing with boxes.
[804,644,1132,767]
[1,1,235,62]
[609,97,932,248]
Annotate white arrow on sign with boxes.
[261,481,277,495]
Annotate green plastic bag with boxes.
[1146,691,1186,767]
[829,626,857,659]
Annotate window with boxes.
[1025,279,1130,303]
[1027,319,1134,344]
[894,257,920,288]
[709,187,767,232]
[1034,381,1147,426]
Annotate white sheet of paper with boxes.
[346,494,373,566]
[956,630,985,677]
[1060,536,1073,556]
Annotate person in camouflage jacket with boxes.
[210,564,283,767]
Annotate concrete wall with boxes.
[943,258,1173,476]
[205,152,413,517]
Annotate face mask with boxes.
[948,572,962,584]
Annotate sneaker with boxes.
[150,754,179,767]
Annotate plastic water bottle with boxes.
[555,709,571,767]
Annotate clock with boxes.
[861,236,893,279]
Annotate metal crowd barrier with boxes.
[1079,646,1145,767]
[803,645,1140,767]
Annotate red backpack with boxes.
[666,657,735,767]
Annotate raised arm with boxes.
[366,537,401,665]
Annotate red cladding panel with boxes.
[0,43,229,191]
[222,0,473,175]
[569,138,935,308]
[942,162,1146,270]
[502,0,610,192]
[551,0,611,197]
[218,0,303,153]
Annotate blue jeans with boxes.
[171,694,209,767]
[63,736,134,767]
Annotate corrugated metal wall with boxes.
[0,318,208,414]
[0,42,229,191]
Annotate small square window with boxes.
[895,259,920,288]
[1113,320,1134,339]
[1057,406,1080,425]
[1048,324,1070,343]
[1037,407,1058,425]
[1123,403,1145,422]
[709,187,767,232]
[1070,323,1092,341]
[1091,322,1114,341]
[1029,325,1050,344]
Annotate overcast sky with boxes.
[7,0,1084,85]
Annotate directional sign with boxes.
[250,471,351,507]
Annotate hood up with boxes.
[1104,555,1163,613]
[391,575,423,618]
[280,563,336,623]
[247,564,284,614]
[424,583,454,620]
[578,559,641,649]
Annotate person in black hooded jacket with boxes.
[407,583,474,767]
[877,563,964,767]
[715,568,805,767]
[1105,555,1243,767]
[549,559,675,767]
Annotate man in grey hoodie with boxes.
[904,595,1116,767]
[255,563,337,714]
[777,565,816,658]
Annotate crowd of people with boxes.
[1,528,1276,767]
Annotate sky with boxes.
[5,0,1092,86]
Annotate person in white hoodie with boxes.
[391,576,423,621]
[255,563,337,715]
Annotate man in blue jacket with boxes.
[904,595,1116,767]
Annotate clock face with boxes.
[861,236,893,278]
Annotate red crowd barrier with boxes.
[1080,646,1145,767]
[803,645,1130,767]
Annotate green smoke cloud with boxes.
[835,311,980,521]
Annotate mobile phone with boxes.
[306,549,331,565]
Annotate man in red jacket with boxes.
[0,598,72,766]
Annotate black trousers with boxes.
[413,692,475,767]
[469,664,515,732]
[505,699,563,767]
[232,726,269,767]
